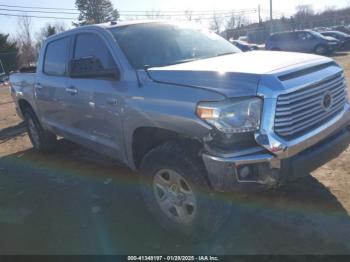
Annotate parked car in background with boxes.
[238,36,249,42]
[320,31,350,50]
[331,25,350,35]
[266,30,340,55]
[230,39,259,52]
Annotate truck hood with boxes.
[146,51,330,97]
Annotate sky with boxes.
[0,0,350,38]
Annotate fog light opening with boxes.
[236,165,259,182]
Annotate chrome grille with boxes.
[274,73,346,139]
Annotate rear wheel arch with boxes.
[18,99,34,116]
[23,106,57,153]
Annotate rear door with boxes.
[66,32,125,160]
[35,36,71,132]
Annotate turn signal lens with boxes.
[196,107,215,120]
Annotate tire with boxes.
[314,45,328,55]
[24,108,57,153]
[139,142,231,241]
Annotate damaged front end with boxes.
[201,63,350,192]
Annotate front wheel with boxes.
[314,45,329,55]
[139,143,231,241]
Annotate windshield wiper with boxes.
[216,52,236,57]
[164,58,199,66]
[143,58,198,70]
[143,55,226,70]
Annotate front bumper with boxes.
[202,104,350,192]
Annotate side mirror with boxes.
[306,34,315,40]
[69,57,120,80]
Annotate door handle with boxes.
[107,98,118,105]
[66,87,78,95]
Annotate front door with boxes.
[296,32,316,53]
[66,32,125,161]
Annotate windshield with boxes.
[310,31,329,39]
[109,23,240,69]
[328,31,348,37]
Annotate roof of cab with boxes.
[98,20,165,29]
[44,20,188,43]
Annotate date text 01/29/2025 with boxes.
[127,256,220,261]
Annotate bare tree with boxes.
[225,12,237,30]
[16,15,37,67]
[35,22,68,54]
[210,12,223,33]
[294,5,315,29]
[295,5,315,15]
[184,10,193,21]
[193,16,202,24]
[54,22,68,33]
[145,10,163,19]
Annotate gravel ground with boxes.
[0,52,350,255]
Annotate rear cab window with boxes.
[44,37,70,76]
[297,32,313,40]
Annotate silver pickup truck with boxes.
[9,21,350,239]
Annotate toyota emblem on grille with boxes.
[322,92,333,111]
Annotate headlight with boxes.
[196,97,262,134]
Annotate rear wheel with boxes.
[24,108,57,153]
[139,143,231,241]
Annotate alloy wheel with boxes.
[153,169,197,224]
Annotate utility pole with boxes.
[270,0,273,34]
[258,4,262,23]
[270,0,273,21]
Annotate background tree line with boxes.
[0,0,119,72]
[224,5,350,43]
[2,0,350,72]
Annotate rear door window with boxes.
[271,33,295,41]
[270,34,282,41]
[297,32,313,41]
[44,37,70,76]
